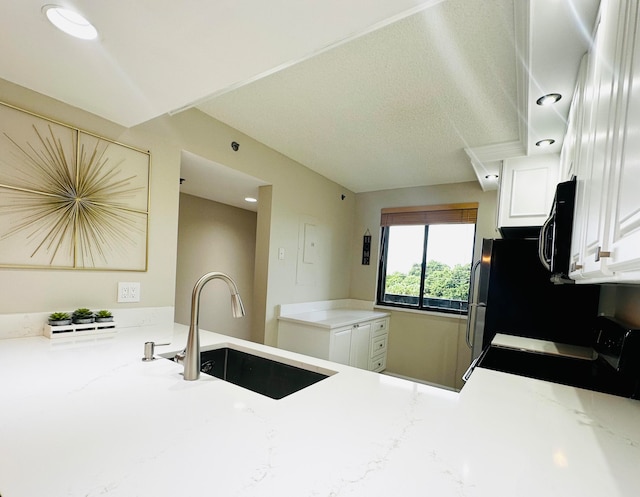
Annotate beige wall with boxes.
[0,79,180,315]
[0,78,355,347]
[385,310,468,388]
[151,108,356,346]
[5,76,635,391]
[351,182,499,389]
[174,193,256,340]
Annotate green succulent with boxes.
[72,308,93,319]
[48,311,71,321]
[95,309,112,318]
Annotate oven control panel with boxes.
[594,316,640,373]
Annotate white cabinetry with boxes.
[559,54,588,183]
[277,311,389,372]
[330,326,353,365]
[497,154,559,231]
[348,320,372,370]
[567,0,640,283]
[328,320,376,370]
[602,0,640,280]
[369,319,389,372]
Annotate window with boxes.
[377,203,477,314]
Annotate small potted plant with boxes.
[94,309,113,323]
[48,311,71,326]
[72,307,94,324]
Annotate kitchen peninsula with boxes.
[0,323,639,497]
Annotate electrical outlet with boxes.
[118,282,141,303]
[129,283,139,301]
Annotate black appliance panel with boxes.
[593,316,640,373]
[539,177,576,280]
[476,238,600,353]
[476,317,640,399]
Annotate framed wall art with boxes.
[0,101,150,271]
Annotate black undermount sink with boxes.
[167,346,332,399]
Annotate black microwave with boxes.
[538,177,576,283]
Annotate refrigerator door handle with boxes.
[462,355,481,382]
[466,302,486,349]
[538,213,553,271]
[465,259,483,349]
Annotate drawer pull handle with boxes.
[595,246,611,262]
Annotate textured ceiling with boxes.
[0,0,441,127]
[197,0,519,193]
[1,0,598,199]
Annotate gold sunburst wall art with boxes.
[0,101,150,271]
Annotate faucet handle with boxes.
[142,341,171,361]
[174,349,186,365]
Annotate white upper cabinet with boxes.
[497,154,560,231]
[568,0,640,283]
[604,0,640,280]
[565,54,589,276]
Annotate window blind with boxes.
[380,202,478,226]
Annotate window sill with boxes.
[373,304,468,320]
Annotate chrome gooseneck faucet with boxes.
[175,272,245,380]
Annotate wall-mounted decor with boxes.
[362,229,371,265]
[0,101,150,270]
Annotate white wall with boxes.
[174,193,256,340]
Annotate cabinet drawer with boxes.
[372,318,388,337]
[369,354,387,372]
[370,334,388,358]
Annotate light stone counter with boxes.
[277,299,389,329]
[0,324,639,496]
[277,308,390,328]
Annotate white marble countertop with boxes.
[1,324,639,497]
[277,308,390,328]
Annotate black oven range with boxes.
[475,316,640,399]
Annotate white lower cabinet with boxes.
[348,321,372,370]
[329,326,353,365]
[369,321,389,373]
[278,316,389,372]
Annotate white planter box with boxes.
[44,321,117,339]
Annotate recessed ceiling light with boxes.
[43,5,98,40]
[536,93,562,106]
[244,197,257,203]
[536,139,555,147]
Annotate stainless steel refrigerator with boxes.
[467,238,601,361]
